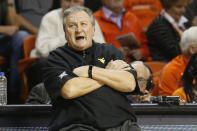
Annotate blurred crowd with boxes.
[0,0,197,104]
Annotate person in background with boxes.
[146,0,190,62]
[94,0,150,62]
[173,53,197,103]
[44,6,141,131]
[123,0,162,31]
[0,0,37,103]
[128,61,154,103]
[158,26,197,96]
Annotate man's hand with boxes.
[120,47,143,60]
[105,60,131,71]
[73,65,89,77]
[129,49,143,60]
[119,47,130,57]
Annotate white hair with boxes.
[180,26,197,53]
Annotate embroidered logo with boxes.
[98,57,105,64]
[59,71,68,79]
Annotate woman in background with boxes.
[146,0,190,62]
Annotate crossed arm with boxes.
[61,60,136,99]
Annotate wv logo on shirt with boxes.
[59,71,68,79]
[98,57,105,64]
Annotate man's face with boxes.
[101,0,123,14]
[65,11,95,51]
[61,0,84,11]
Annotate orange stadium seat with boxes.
[18,35,39,101]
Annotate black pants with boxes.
[59,120,141,131]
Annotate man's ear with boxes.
[189,44,196,55]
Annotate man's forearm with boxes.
[92,66,136,92]
[61,77,103,99]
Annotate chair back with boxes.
[18,35,38,102]
[23,35,37,58]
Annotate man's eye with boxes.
[81,23,87,26]
[68,25,75,28]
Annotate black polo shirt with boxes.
[44,41,138,130]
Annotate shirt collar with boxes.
[102,6,125,19]
[65,41,96,54]
[162,10,188,28]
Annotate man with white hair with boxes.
[158,26,197,96]
[129,61,153,102]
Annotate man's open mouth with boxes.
[76,36,85,40]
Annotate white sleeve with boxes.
[33,11,66,58]
[93,20,106,43]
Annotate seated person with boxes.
[128,61,154,103]
[146,0,189,62]
[30,0,105,58]
[94,0,150,62]
[44,6,141,130]
[0,0,37,103]
[173,53,197,103]
[158,26,197,96]
[123,0,162,31]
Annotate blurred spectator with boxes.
[146,0,190,62]
[123,0,162,31]
[94,0,150,62]
[0,0,35,103]
[128,61,154,103]
[30,0,105,58]
[158,26,197,96]
[184,0,197,28]
[173,53,197,103]
[15,0,54,27]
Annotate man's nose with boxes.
[76,25,82,32]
